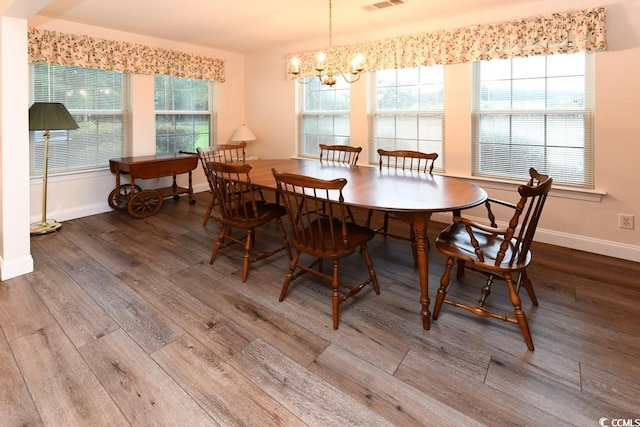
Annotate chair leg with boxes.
[346,206,357,224]
[519,270,538,306]
[433,256,454,319]
[382,212,390,236]
[364,209,374,228]
[332,258,340,330]
[276,218,292,260]
[456,259,466,279]
[210,224,228,264]
[241,229,253,282]
[361,243,380,295]
[504,272,534,351]
[279,252,300,301]
[479,275,494,307]
[203,193,215,226]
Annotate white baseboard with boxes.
[1,255,34,280]
[534,228,640,263]
[430,212,640,264]
[49,201,113,222]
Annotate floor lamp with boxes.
[28,102,79,235]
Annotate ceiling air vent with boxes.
[365,0,406,11]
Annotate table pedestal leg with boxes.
[398,211,432,330]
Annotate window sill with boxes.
[442,174,606,203]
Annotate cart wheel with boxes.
[127,189,163,218]
[173,195,180,201]
[189,198,196,205]
[108,184,142,210]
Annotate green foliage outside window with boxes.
[155,75,212,154]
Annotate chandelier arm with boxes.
[294,75,316,85]
[334,67,363,84]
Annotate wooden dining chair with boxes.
[318,144,362,223]
[272,168,380,329]
[208,161,291,282]
[197,142,248,226]
[432,167,552,350]
[365,149,439,267]
[319,144,362,165]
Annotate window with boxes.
[155,75,214,154]
[472,52,594,187]
[371,66,444,170]
[299,78,350,158]
[30,64,126,176]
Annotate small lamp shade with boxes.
[29,102,79,131]
[231,124,256,142]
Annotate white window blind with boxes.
[30,64,126,176]
[472,52,594,187]
[155,75,214,154]
[371,66,444,170]
[299,78,350,158]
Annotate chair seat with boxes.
[291,219,375,258]
[218,201,287,229]
[436,222,532,271]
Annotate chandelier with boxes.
[288,0,364,87]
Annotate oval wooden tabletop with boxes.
[245,158,488,213]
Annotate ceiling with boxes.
[34,0,538,54]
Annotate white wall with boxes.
[245,0,640,262]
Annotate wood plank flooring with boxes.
[1,191,639,426]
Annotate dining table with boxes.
[236,158,488,330]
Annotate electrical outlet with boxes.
[618,214,635,230]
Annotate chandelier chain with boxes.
[328,0,333,49]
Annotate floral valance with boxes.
[28,27,225,82]
[287,7,607,79]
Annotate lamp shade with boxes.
[231,124,256,142]
[29,102,79,131]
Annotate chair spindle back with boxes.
[377,149,438,173]
[272,169,349,253]
[319,144,362,165]
[209,161,260,225]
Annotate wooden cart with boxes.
[108,153,199,218]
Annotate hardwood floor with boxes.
[1,191,639,426]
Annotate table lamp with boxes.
[28,102,79,235]
[231,124,256,144]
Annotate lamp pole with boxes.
[41,129,51,226]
